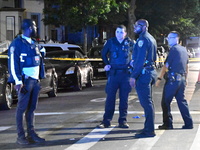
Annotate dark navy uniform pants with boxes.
[16,77,41,138]
[161,76,193,127]
[135,69,157,133]
[103,70,131,125]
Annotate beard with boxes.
[31,30,37,38]
[134,28,143,35]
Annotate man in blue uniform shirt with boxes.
[8,19,46,145]
[97,25,134,128]
[129,19,157,138]
[156,31,193,130]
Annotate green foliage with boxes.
[135,0,200,41]
[43,0,129,31]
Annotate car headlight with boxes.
[65,67,75,75]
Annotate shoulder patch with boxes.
[10,46,15,54]
[104,40,107,46]
[138,40,144,48]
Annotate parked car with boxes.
[39,42,85,55]
[45,50,93,91]
[0,51,58,110]
[87,45,106,78]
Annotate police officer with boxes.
[129,19,157,138]
[156,31,193,130]
[97,25,134,128]
[8,19,46,145]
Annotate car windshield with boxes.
[43,46,63,52]
[46,52,75,58]
[0,49,8,54]
[46,51,76,58]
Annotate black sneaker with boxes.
[135,132,156,138]
[97,123,111,128]
[16,137,29,145]
[182,125,193,129]
[118,123,129,128]
[158,124,173,130]
[27,133,45,143]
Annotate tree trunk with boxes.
[83,26,87,54]
[128,0,136,40]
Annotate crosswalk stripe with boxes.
[129,124,165,150]
[190,124,200,150]
[34,110,200,116]
[64,126,115,150]
[0,126,12,132]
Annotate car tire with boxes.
[74,72,82,91]
[47,75,57,97]
[86,71,93,87]
[0,84,13,110]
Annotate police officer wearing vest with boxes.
[129,19,157,138]
[156,31,193,130]
[8,19,46,145]
[97,25,134,128]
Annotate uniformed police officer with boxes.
[129,19,157,138]
[8,19,46,145]
[97,25,134,128]
[156,31,193,130]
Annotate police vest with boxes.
[109,38,133,67]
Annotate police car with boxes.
[0,51,58,110]
[39,42,85,55]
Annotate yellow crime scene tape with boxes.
[0,55,8,58]
[1,54,200,62]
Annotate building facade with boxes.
[0,0,113,51]
[0,0,46,42]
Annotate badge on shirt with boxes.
[35,56,40,63]
[138,40,144,47]
[10,46,15,54]
[124,40,128,45]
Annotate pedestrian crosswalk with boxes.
[65,126,115,150]
[0,123,200,150]
[190,125,200,150]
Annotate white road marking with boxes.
[64,126,115,150]
[129,124,165,150]
[35,112,68,115]
[35,111,200,116]
[90,95,137,103]
[0,126,12,132]
[190,124,200,150]
[90,98,106,102]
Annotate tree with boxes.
[43,0,129,53]
[135,0,200,44]
[127,0,136,39]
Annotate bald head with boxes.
[137,19,149,28]
[133,19,149,35]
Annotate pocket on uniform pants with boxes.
[137,74,151,85]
